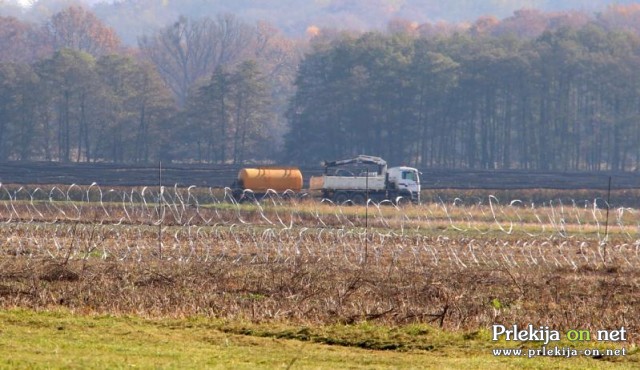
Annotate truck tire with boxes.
[395,190,412,206]
[333,191,350,205]
[351,193,366,205]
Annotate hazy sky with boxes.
[13,0,639,15]
[8,0,640,40]
[11,1,640,20]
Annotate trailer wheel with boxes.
[260,191,278,204]
[240,191,257,203]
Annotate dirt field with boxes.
[2,161,640,190]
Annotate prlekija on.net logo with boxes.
[492,324,627,345]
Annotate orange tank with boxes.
[238,168,303,192]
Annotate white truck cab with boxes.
[387,166,421,203]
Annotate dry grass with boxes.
[1,228,639,338]
[1,184,639,343]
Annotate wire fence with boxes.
[2,183,640,270]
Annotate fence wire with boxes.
[1,183,639,270]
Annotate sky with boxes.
[8,0,640,39]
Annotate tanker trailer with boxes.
[232,167,303,201]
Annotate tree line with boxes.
[286,24,640,170]
[2,5,640,170]
[0,7,296,164]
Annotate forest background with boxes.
[1,0,640,171]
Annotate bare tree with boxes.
[138,14,255,106]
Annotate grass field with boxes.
[1,310,637,369]
[1,184,640,368]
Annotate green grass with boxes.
[1,309,637,369]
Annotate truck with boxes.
[309,155,420,204]
[231,155,421,204]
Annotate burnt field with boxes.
[1,161,639,190]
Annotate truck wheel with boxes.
[333,191,350,205]
[351,193,366,205]
[395,190,412,206]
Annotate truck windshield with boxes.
[402,171,417,182]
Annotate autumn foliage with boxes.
[47,6,120,56]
